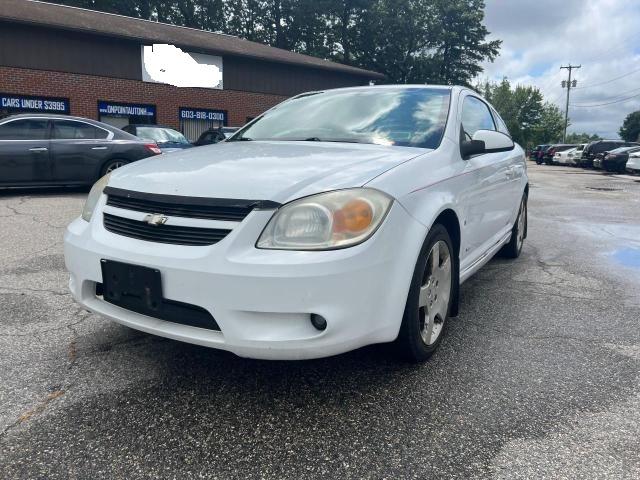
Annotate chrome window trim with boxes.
[0,116,114,141]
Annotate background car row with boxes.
[0,114,239,187]
[530,140,640,174]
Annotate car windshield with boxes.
[230,88,451,149]
[135,127,190,144]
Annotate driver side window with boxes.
[461,96,496,139]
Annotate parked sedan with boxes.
[543,144,577,164]
[554,144,586,165]
[0,114,161,188]
[65,85,528,363]
[626,152,640,174]
[122,125,193,153]
[601,146,640,173]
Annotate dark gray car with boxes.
[0,114,161,187]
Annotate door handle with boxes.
[505,166,517,178]
[91,146,108,150]
[28,147,48,152]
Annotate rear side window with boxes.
[0,119,49,140]
[53,120,109,140]
[492,109,510,136]
[461,96,496,139]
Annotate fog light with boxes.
[310,314,327,331]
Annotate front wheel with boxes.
[500,194,527,258]
[395,225,455,363]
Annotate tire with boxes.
[100,159,129,177]
[395,224,455,363]
[500,194,527,259]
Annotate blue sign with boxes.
[98,101,156,118]
[1,93,70,114]
[179,107,227,125]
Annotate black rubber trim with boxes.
[97,282,220,331]
[105,186,280,212]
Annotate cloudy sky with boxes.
[479,0,640,138]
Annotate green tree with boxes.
[480,78,544,147]
[533,103,565,145]
[565,132,601,143]
[619,111,640,142]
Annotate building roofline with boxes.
[0,0,384,80]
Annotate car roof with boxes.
[1,113,97,122]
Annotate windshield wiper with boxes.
[231,137,253,141]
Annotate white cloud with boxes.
[479,0,640,138]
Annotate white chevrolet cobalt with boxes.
[64,86,528,362]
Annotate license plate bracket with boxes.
[101,259,163,314]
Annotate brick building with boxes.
[0,0,382,141]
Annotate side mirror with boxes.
[461,129,515,159]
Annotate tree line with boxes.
[47,0,500,85]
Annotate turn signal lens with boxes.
[334,198,374,234]
[257,188,392,250]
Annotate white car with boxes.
[554,144,586,165]
[627,152,640,174]
[64,86,528,362]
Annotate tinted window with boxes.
[0,119,48,140]
[53,120,109,140]
[233,88,452,149]
[461,96,496,139]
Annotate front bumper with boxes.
[64,200,426,360]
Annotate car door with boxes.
[0,118,52,186]
[50,119,113,184]
[457,95,513,270]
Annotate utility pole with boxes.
[560,64,581,142]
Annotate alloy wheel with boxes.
[105,161,126,173]
[418,240,452,346]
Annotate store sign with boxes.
[179,107,227,124]
[142,45,223,89]
[98,101,156,117]
[0,93,69,113]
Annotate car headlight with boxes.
[257,188,393,250]
[81,173,111,222]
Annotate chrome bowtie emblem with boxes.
[143,213,168,226]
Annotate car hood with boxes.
[108,141,427,203]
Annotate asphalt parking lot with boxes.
[0,163,639,479]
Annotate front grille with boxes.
[104,186,279,222]
[103,213,230,246]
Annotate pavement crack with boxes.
[0,390,64,439]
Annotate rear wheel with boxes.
[395,225,454,363]
[101,159,129,177]
[501,194,527,259]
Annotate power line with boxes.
[571,85,640,105]
[573,66,640,90]
[571,92,640,108]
